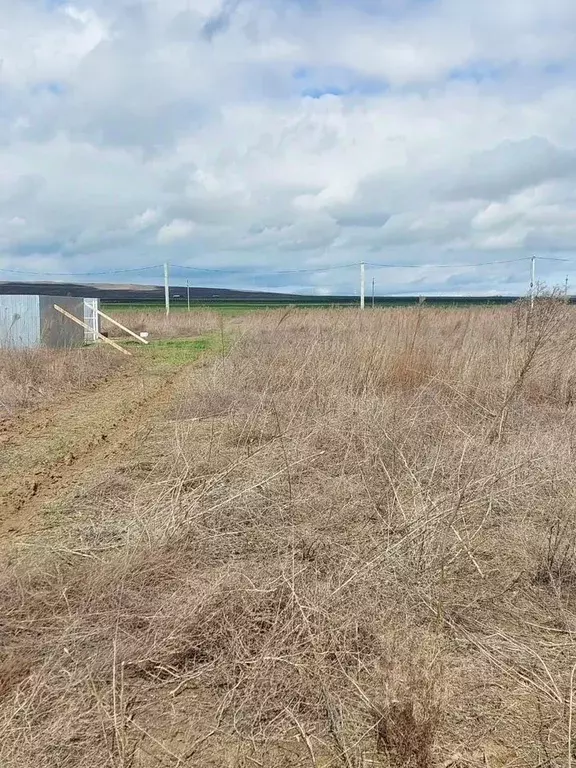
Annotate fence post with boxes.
[164,262,170,316]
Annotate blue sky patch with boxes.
[448,61,514,84]
[302,85,346,98]
[295,66,389,98]
[32,81,67,97]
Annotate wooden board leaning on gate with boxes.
[53,304,132,356]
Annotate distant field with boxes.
[102,301,332,315]
[102,297,521,315]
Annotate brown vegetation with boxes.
[100,309,220,339]
[2,300,576,766]
[0,346,124,422]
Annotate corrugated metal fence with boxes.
[0,296,99,349]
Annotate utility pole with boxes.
[565,275,569,298]
[530,255,536,310]
[186,279,190,312]
[371,277,375,309]
[164,262,170,316]
[360,261,365,310]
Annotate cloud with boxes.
[128,209,160,232]
[0,0,576,293]
[157,219,196,244]
[450,137,576,201]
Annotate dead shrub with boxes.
[534,517,576,590]
[2,301,576,766]
[0,345,123,420]
[373,639,445,768]
[100,309,219,339]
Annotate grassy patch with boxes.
[129,336,215,366]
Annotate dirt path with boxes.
[0,341,207,543]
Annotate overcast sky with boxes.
[1,0,576,295]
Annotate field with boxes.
[104,302,277,314]
[1,300,576,767]
[102,296,525,316]
[105,301,297,310]
[103,302,339,316]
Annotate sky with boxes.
[1,0,576,295]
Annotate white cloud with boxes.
[128,208,160,231]
[157,219,196,244]
[0,0,576,293]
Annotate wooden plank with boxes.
[53,304,132,356]
[96,308,149,344]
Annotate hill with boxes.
[0,281,302,304]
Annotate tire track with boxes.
[0,351,200,543]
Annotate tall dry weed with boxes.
[2,301,576,766]
[0,345,123,421]
[100,309,220,339]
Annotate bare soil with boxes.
[0,345,205,544]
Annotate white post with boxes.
[530,255,536,309]
[360,261,365,310]
[186,279,190,312]
[164,262,170,316]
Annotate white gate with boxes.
[83,298,100,343]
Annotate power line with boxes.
[174,257,543,273]
[0,264,164,276]
[366,257,532,269]
[0,255,571,278]
[0,262,359,277]
[171,262,359,274]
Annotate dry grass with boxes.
[2,299,576,766]
[101,309,221,339]
[0,346,124,422]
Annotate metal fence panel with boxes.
[0,295,40,348]
[39,296,84,348]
